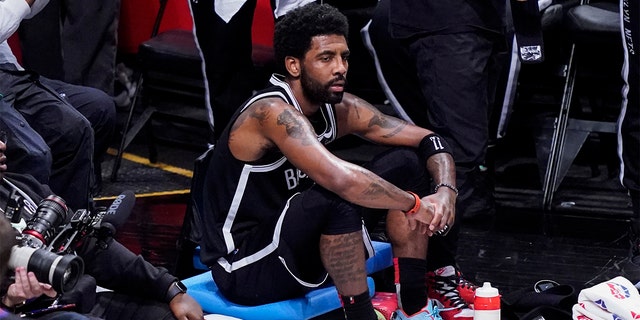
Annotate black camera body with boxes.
[6,194,106,293]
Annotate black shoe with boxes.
[459,165,496,225]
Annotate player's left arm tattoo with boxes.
[277,109,315,146]
[368,114,406,138]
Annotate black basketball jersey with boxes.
[198,74,338,269]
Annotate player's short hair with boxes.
[273,3,349,74]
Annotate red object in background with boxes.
[251,0,274,47]
[118,0,193,54]
[118,0,274,54]
[8,0,277,62]
[8,33,21,64]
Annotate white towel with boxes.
[572,276,640,320]
[572,301,601,320]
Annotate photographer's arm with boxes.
[79,238,204,319]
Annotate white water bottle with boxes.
[473,282,501,320]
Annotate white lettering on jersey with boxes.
[284,168,308,190]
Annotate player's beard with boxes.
[300,67,345,105]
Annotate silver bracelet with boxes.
[434,183,458,196]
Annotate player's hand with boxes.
[425,189,456,236]
[406,200,437,236]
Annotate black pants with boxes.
[188,0,322,142]
[188,0,261,141]
[620,0,640,216]
[85,292,175,320]
[364,0,506,269]
[0,68,116,210]
[18,0,121,95]
[27,292,177,320]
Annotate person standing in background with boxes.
[188,0,316,143]
[363,0,508,318]
[619,0,640,264]
[18,0,121,96]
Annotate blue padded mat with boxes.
[185,241,392,319]
[183,272,376,319]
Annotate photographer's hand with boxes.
[2,266,57,307]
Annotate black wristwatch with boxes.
[165,280,187,302]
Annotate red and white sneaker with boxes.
[427,266,475,320]
[453,269,477,306]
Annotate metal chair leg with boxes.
[111,73,144,182]
[109,0,169,182]
[541,42,577,211]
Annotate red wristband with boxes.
[404,191,421,215]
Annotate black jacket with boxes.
[389,0,505,38]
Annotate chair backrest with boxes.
[180,146,214,247]
[174,146,214,278]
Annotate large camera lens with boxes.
[22,195,69,248]
[8,246,84,293]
